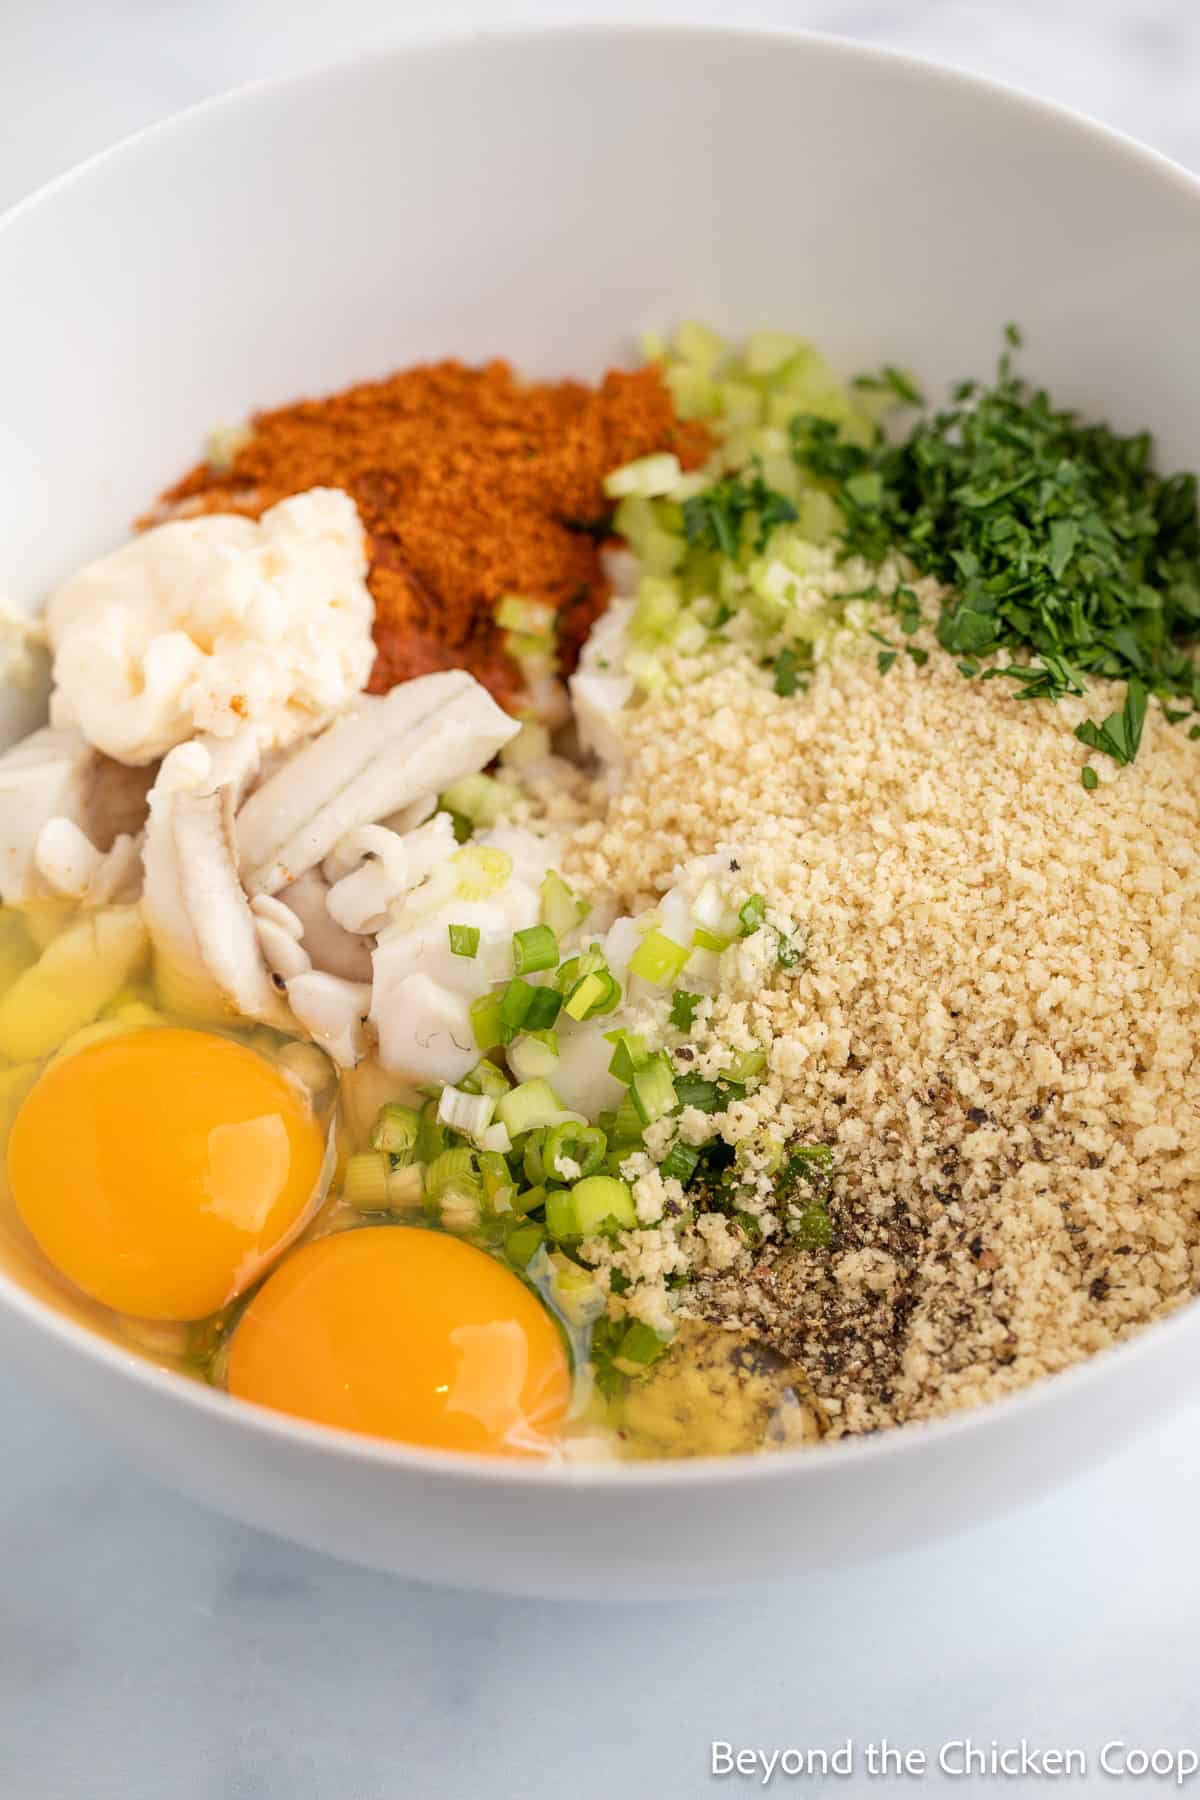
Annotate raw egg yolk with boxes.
[226,1226,571,1458]
[8,1027,326,1321]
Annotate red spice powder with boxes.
[153,359,709,710]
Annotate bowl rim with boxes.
[3,17,1200,1491]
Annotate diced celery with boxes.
[612,497,685,575]
[439,773,508,828]
[718,381,763,427]
[495,595,557,636]
[629,575,682,645]
[674,319,726,371]
[604,453,683,501]
[665,361,719,421]
[744,329,809,375]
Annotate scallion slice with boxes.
[511,923,559,975]
[628,927,691,987]
[448,923,480,958]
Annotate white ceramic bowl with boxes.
[2,25,1200,1600]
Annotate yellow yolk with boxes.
[226,1226,571,1458]
[8,1027,326,1321]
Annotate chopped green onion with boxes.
[499,978,536,1033]
[452,845,512,901]
[563,971,607,1021]
[628,927,690,987]
[540,870,589,937]
[368,1102,420,1162]
[436,1086,496,1140]
[571,1175,637,1235]
[425,1145,481,1202]
[522,1128,548,1187]
[448,923,480,959]
[612,1321,670,1375]
[545,1122,607,1182]
[523,985,563,1030]
[658,1140,700,1185]
[630,1055,678,1125]
[508,1032,559,1083]
[469,991,506,1050]
[511,923,559,975]
[737,894,766,937]
[607,1030,650,1084]
[692,926,731,953]
[496,1078,566,1138]
[505,1219,547,1269]
[554,947,603,993]
[543,1187,577,1239]
[415,1100,450,1163]
[460,1058,511,1099]
[724,1047,766,1084]
[343,1151,391,1211]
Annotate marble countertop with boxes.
[5,5,1200,1796]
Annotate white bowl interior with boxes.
[2,25,1200,1594]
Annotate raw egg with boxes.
[226,1226,571,1457]
[8,1027,326,1320]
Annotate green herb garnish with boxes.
[682,468,798,559]
[790,336,1200,764]
[669,989,702,1032]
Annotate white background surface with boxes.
[4,5,1200,1796]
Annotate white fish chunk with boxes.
[235,672,517,894]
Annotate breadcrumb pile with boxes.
[565,634,1200,1436]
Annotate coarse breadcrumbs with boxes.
[564,635,1200,1436]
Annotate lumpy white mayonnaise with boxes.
[44,488,375,765]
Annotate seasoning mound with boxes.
[152,360,708,710]
[565,640,1200,1435]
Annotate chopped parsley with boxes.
[790,335,1200,764]
[1080,765,1099,791]
[737,893,766,937]
[682,468,798,559]
[669,989,702,1032]
[772,645,803,696]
